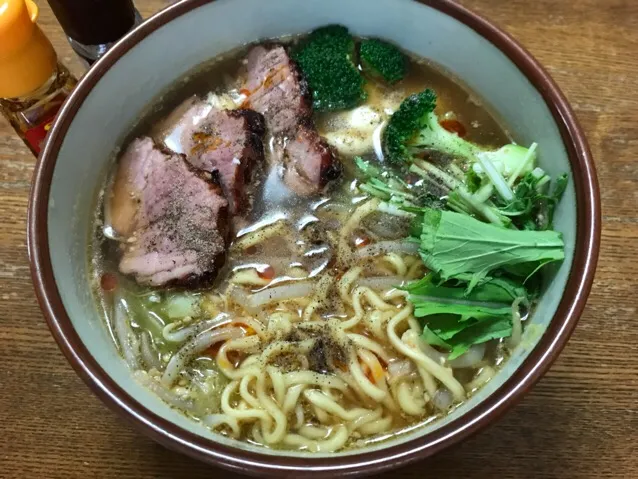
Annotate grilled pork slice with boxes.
[243,45,342,195]
[283,124,341,195]
[109,137,229,287]
[182,108,265,214]
[243,45,311,135]
[155,98,266,215]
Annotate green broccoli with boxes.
[293,25,367,111]
[384,90,540,199]
[359,38,407,84]
[383,89,437,165]
[383,89,485,165]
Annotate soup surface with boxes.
[91,28,564,452]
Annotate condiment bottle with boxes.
[0,0,77,156]
[47,0,142,66]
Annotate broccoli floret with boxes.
[293,25,366,112]
[360,39,407,84]
[383,89,437,164]
[384,89,500,165]
[384,90,537,199]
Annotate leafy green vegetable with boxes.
[496,171,568,230]
[423,315,513,359]
[465,169,482,193]
[354,156,447,212]
[371,88,569,358]
[405,274,517,359]
[405,274,527,305]
[416,208,565,288]
[359,38,407,84]
[382,90,544,228]
[293,25,366,111]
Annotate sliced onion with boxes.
[245,281,315,310]
[507,297,527,348]
[134,371,195,411]
[447,343,486,369]
[231,256,302,274]
[162,314,231,343]
[387,359,415,379]
[356,276,405,291]
[416,338,447,364]
[113,295,140,369]
[161,327,244,386]
[358,241,419,258]
[432,388,454,411]
[419,337,486,369]
[140,331,163,370]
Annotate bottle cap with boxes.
[0,0,58,98]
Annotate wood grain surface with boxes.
[1,1,636,477]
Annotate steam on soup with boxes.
[91,25,566,452]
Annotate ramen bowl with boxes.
[28,0,600,476]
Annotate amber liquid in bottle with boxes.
[0,63,76,155]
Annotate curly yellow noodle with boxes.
[387,311,466,400]
[151,191,507,451]
[347,333,391,363]
[406,258,425,279]
[267,366,286,406]
[255,371,288,444]
[394,379,426,416]
[294,403,304,429]
[313,403,331,423]
[302,274,335,321]
[239,374,262,410]
[337,266,363,304]
[282,384,306,414]
[298,424,332,440]
[221,380,270,422]
[283,425,349,452]
[381,253,408,276]
[358,415,393,435]
[204,414,241,438]
[348,349,387,401]
[304,389,373,422]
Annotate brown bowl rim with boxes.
[27,0,601,476]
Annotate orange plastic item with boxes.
[0,0,57,98]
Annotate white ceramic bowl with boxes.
[28,0,600,476]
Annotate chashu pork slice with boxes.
[154,96,266,215]
[282,123,341,196]
[109,136,229,287]
[243,45,341,195]
[243,45,311,135]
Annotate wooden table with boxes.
[2,1,636,477]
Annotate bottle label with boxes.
[23,109,59,154]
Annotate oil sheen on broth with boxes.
[91,36,514,453]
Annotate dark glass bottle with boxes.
[47,0,142,65]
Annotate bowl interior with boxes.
[45,0,576,459]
